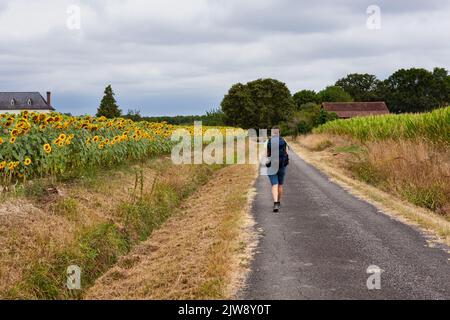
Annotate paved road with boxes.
[242,151,450,300]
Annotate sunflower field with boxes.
[0,111,182,188]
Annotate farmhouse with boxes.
[322,102,389,119]
[0,92,55,114]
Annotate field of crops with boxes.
[0,112,227,188]
[315,106,450,144]
[0,112,178,186]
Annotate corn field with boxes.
[314,106,450,144]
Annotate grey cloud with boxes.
[0,0,449,116]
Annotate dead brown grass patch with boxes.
[85,164,258,300]
[0,156,224,299]
[0,164,156,297]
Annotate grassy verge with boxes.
[0,157,223,299]
[85,163,258,300]
[291,134,450,244]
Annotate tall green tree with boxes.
[379,68,448,113]
[283,103,338,137]
[221,78,296,130]
[317,86,353,103]
[293,90,318,108]
[221,83,257,129]
[335,73,380,101]
[431,67,450,108]
[96,85,122,118]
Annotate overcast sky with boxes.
[0,0,449,116]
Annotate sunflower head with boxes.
[44,143,52,154]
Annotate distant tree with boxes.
[96,85,122,118]
[335,73,380,101]
[317,86,353,103]
[221,83,257,129]
[203,108,225,126]
[282,103,338,137]
[221,78,296,130]
[379,68,449,113]
[293,90,318,108]
[124,109,143,122]
[431,67,450,108]
[314,107,338,127]
[140,112,225,126]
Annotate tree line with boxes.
[294,67,450,113]
[95,85,224,126]
[95,67,449,134]
[123,108,225,126]
[221,67,450,134]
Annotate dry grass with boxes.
[291,135,450,245]
[0,164,156,297]
[363,140,450,214]
[0,157,223,299]
[297,134,450,215]
[85,164,258,300]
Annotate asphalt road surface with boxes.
[242,151,450,300]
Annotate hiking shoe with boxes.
[273,202,281,213]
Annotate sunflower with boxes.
[44,143,52,154]
[24,157,32,166]
[0,137,3,145]
[9,136,16,144]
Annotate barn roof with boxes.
[322,102,389,118]
[0,92,55,111]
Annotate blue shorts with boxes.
[268,166,287,186]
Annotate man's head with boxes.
[271,126,280,137]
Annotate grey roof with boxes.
[0,92,55,111]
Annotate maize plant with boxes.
[314,106,450,144]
